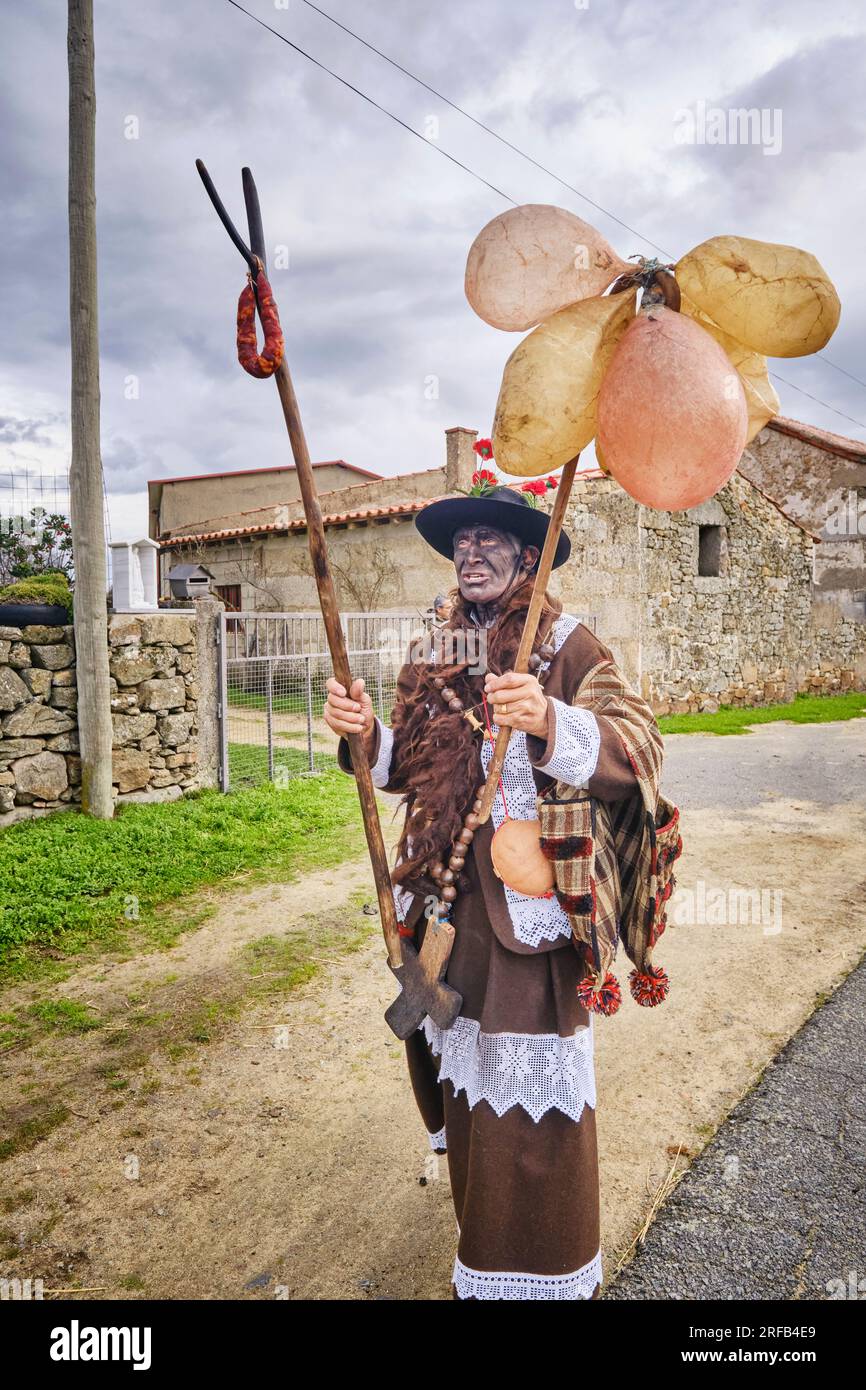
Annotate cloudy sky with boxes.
[2,0,865,539]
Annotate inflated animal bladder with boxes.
[676,235,840,358]
[465,204,630,331]
[679,291,779,444]
[597,304,748,509]
[465,203,841,511]
[492,289,637,476]
[490,817,555,897]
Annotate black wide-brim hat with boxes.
[414,485,571,569]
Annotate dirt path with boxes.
[2,729,865,1300]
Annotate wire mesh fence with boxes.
[219,610,597,791]
[220,612,427,790]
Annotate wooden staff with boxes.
[475,455,579,825]
[196,161,400,968]
[196,162,462,1039]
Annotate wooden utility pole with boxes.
[68,0,114,818]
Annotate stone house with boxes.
[155,424,866,711]
[739,415,866,625]
[148,458,381,609]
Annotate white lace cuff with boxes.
[427,1125,447,1151]
[535,699,600,788]
[370,719,395,788]
[453,1249,601,1301]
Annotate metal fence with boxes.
[217,609,597,790]
[218,611,427,789]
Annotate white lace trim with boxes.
[481,613,585,948]
[537,699,600,787]
[421,1014,596,1124]
[453,1249,602,1301]
[370,718,395,789]
[427,1125,447,1151]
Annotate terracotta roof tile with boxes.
[160,495,445,547]
[159,474,619,547]
[766,415,866,462]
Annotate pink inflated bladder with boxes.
[597,304,749,510]
[462,203,841,512]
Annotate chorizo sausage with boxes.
[237,264,284,378]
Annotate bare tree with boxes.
[330,541,400,612]
[68,0,114,817]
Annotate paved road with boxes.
[661,719,866,810]
[607,950,866,1300]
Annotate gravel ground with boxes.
[661,719,866,810]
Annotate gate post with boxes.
[193,595,225,790]
[305,654,314,773]
[266,659,275,782]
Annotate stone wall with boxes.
[551,475,644,684]
[0,605,220,829]
[640,474,816,713]
[740,419,866,626]
[555,471,866,714]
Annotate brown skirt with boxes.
[404,848,601,1301]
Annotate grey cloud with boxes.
[1,0,864,536]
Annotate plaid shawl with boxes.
[538,659,682,1009]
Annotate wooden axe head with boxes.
[384,918,462,1039]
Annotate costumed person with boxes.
[324,480,675,1301]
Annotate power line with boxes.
[297,0,865,413]
[814,353,866,392]
[224,0,516,205]
[293,0,670,257]
[767,373,866,432]
[224,0,865,436]
[296,0,866,400]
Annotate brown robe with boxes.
[339,618,643,1300]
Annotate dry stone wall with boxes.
[556,472,866,714]
[0,607,219,829]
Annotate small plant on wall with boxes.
[0,509,74,586]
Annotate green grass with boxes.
[227,741,338,788]
[226,681,396,721]
[227,686,321,716]
[26,999,101,1034]
[0,773,366,982]
[658,691,866,736]
[239,898,374,996]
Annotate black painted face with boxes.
[452,524,536,606]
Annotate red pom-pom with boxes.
[398,923,416,939]
[577,971,622,1017]
[629,965,670,1006]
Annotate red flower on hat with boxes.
[546,475,559,489]
[473,438,494,461]
[522,479,547,497]
[458,465,501,498]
